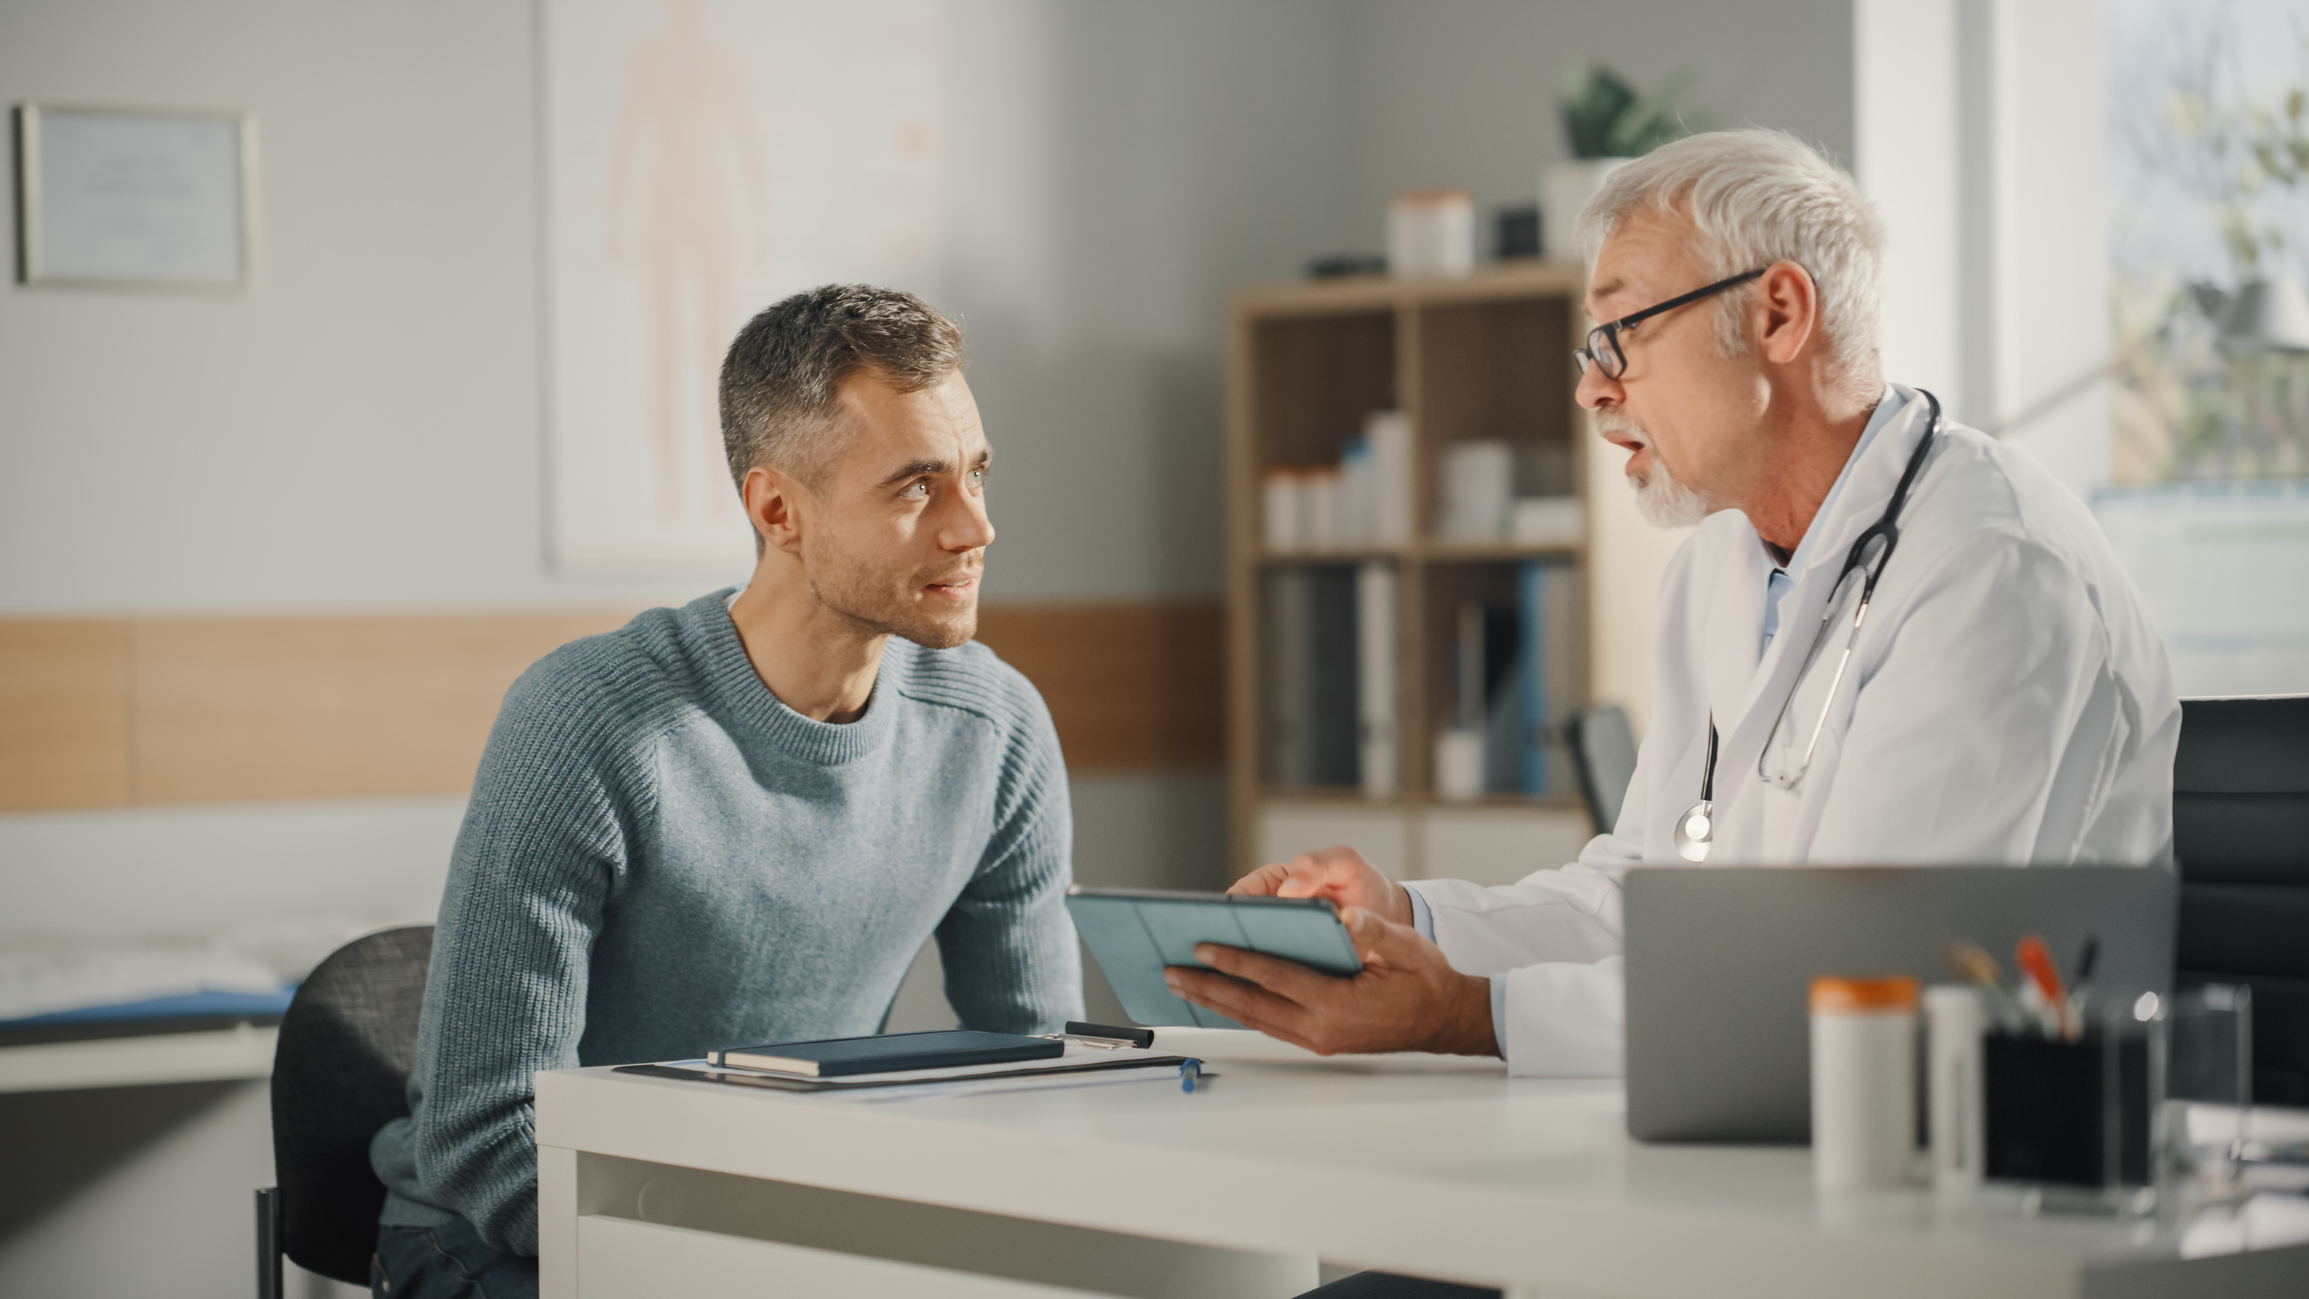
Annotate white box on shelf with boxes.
[1440,441,1514,540]
[1511,496,1586,546]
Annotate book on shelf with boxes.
[1261,565,1361,787]
[1357,561,1399,796]
[1518,559,1584,795]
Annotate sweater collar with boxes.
[684,588,903,766]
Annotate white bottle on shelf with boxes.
[1337,437,1373,546]
[1262,468,1304,552]
[1303,467,1340,549]
[1366,411,1413,545]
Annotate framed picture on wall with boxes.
[13,102,255,290]
[539,0,949,574]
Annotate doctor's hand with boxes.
[1163,907,1498,1058]
[1228,845,1413,928]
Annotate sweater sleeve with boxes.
[935,690,1084,1034]
[393,657,651,1256]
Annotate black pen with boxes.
[2067,935,2100,1027]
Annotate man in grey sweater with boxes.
[367,285,1083,1299]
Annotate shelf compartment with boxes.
[1249,311,1397,474]
[1417,297,1581,541]
[1419,558,1586,803]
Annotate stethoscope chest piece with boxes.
[1674,799,1714,862]
[1675,722,1720,862]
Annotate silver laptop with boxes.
[1623,866,2176,1143]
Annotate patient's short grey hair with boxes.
[1577,129,1884,404]
[719,284,965,492]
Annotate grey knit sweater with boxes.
[368,590,1082,1254]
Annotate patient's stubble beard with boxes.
[807,542,982,650]
[1597,411,1709,529]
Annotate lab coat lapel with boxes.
[1702,534,1772,732]
[1712,388,1934,788]
[1790,386,1934,593]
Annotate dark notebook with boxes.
[705,1029,1063,1078]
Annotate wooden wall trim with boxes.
[0,601,1222,813]
[973,602,1225,773]
[0,620,131,811]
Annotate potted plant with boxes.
[1541,64,1695,260]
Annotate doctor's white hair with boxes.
[1577,129,1884,406]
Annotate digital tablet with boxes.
[1064,885,1363,1029]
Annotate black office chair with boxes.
[1565,704,1640,836]
[256,925,433,1299]
[2172,695,2309,1106]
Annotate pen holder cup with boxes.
[1984,1027,2157,1191]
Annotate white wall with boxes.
[1855,0,2110,493]
[1339,0,1856,254]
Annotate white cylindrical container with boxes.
[1262,468,1303,552]
[1302,467,1340,549]
[1387,189,1475,278]
[1810,975,1920,1192]
[1434,728,1484,801]
[1364,411,1413,544]
[1924,984,1986,1196]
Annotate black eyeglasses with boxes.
[1573,268,1767,379]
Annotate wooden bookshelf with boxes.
[1225,261,1602,882]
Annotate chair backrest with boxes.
[270,924,433,1286]
[1566,703,1640,835]
[2172,695,2309,1106]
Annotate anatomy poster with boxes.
[543,0,948,573]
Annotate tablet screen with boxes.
[1065,886,1362,1028]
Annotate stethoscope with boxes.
[1673,390,1942,863]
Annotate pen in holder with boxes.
[1983,1002,2162,1206]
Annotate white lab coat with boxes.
[1405,385,2180,1077]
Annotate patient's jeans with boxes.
[371,1218,537,1299]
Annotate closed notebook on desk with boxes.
[706,1029,1061,1078]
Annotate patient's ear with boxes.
[743,465,807,556]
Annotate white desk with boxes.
[0,1023,278,1094]
[536,1050,2309,1299]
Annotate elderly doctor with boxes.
[1166,129,2179,1078]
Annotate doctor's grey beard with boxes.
[1595,410,1709,529]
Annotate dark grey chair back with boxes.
[2173,695,2309,1105]
[269,925,433,1286]
[1566,704,1640,835]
